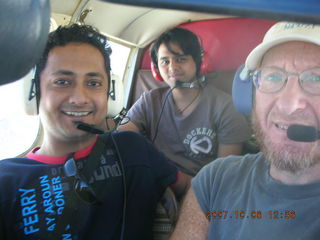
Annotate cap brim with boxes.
[246,35,320,70]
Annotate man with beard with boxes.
[169,21,320,240]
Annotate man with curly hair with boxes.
[0,24,188,240]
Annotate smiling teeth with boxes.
[275,123,288,130]
[65,111,90,117]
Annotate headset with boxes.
[232,64,254,115]
[152,62,255,115]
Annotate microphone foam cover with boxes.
[287,125,318,142]
[75,122,104,135]
[174,80,190,88]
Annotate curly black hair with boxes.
[33,24,112,107]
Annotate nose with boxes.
[276,75,308,115]
[68,84,89,105]
[168,59,179,71]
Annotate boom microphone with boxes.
[175,80,199,88]
[174,76,206,89]
[75,122,105,135]
[287,124,319,142]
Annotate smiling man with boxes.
[170,22,320,240]
[0,24,189,240]
[37,41,109,156]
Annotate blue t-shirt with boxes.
[0,131,178,240]
[193,152,320,240]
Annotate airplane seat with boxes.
[232,65,260,154]
[153,188,179,240]
[131,69,167,103]
[132,68,236,104]
[133,18,275,106]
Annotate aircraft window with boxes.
[109,41,130,78]
[0,80,39,160]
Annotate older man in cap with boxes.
[170,21,320,240]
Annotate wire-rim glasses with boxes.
[64,155,99,205]
[252,67,320,95]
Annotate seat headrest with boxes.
[0,0,50,86]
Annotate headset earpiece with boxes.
[21,68,39,116]
[151,61,163,81]
[28,78,37,101]
[199,50,208,76]
[232,65,253,115]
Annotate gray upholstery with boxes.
[131,69,236,105]
[153,188,179,240]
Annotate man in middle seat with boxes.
[119,27,251,176]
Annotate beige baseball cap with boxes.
[245,21,320,70]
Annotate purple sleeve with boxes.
[126,92,150,133]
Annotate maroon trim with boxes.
[26,136,98,165]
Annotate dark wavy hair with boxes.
[34,24,112,106]
[150,28,202,77]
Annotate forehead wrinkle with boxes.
[261,42,320,71]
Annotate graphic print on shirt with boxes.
[49,149,122,184]
[19,175,66,237]
[17,148,122,239]
[87,149,122,183]
[183,127,217,159]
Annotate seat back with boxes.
[131,69,236,103]
[153,188,179,240]
[131,18,275,106]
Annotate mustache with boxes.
[270,112,314,126]
[271,110,310,120]
[253,102,315,126]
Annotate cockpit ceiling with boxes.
[50,0,83,16]
[51,0,230,48]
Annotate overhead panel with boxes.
[82,1,151,46]
[80,1,225,47]
[100,0,320,24]
[50,0,83,15]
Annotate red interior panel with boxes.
[140,18,275,71]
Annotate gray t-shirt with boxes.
[192,153,320,239]
[126,82,250,175]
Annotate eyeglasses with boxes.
[252,67,320,95]
[64,155,99,204]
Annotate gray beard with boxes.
[252,109,320,173]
